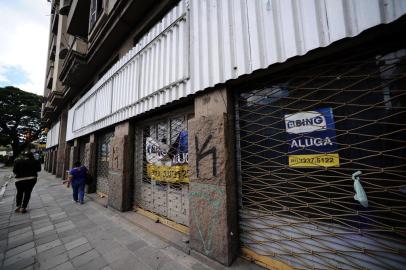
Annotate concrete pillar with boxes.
[52,148,58,175]
[108,122,133,211]
[44,152,48,171]
[47,151,52,172]
[85,135,97,193]
[56,110,68,178]
[188,88,238,266]
[69,139,79,169]
[62,144,71,180]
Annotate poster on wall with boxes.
[285,107,340,167]
[146,131,189,182]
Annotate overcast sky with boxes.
[0,0,50,96]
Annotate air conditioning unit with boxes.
[59,0,72,16]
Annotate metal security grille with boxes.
[134,114,190,226]
[236,44,406,270]
[79,139,88,166]
[96,131,114,196]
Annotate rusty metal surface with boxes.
[236,44,406,269]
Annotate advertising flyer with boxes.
[285,107,340,167]
[146,131,189,182]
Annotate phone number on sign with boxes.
[288,153,340,167]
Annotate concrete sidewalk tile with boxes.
[77,256,108,270]
[126,240,148,252]
[55,223,75,233]
[8,230,33,241]
[101,246,132,264]
[50,213,67,220]
[37,245,66,259]
[67,243,92,259]
[191,263,213,270]
[134,245,172,270]
[60,232,83,244]
[71,249,100,267]
[93,239,122,255]
[21,265,34,270]
[50,261,75,270]
[101,267,113,270]
[57,228,79,240]
[7,235,35,249]
[34,231,58,244]
[8,226,32,237]
[109,254,152,270]
[3,248,36,267]
[5,241,35,258]
[34,224,54,235]
[64,237,88,250]
[36,239,62,253]
[37,252,69,270]
[54,221,73,229]
[30,212,47,219]
[2,256,36,270]
[160,261,189,270]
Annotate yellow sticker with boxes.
[146,164,189,183]
[288,153,340,167]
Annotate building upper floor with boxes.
[43,0,406,145]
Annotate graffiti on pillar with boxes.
[84,146,90,167]
[111,144,120,171]
[195,134,217,177]
[189,184,224,256]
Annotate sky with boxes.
[0,0,50,96]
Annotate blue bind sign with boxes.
[285,107,340,167]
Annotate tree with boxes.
[0,86,44,159]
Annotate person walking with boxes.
[68,161,87,204]
[13,152,41,213]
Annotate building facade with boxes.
[42,0,406,269]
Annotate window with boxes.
[89,0,104,32]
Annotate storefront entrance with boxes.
[134,113,191,227]
[96,131,114,197]
[235,42,406,269]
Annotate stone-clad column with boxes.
[52,148,58,175]
[69,139,79,169]
[188,88,238,266]
[44,152,48,171]
[56,109,68,178]
[85,135,97,194]
[108,122,133,211]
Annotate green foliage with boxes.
[0,86,44,158]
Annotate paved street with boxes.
[0,169,257,270]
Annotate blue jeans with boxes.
[72,182,85,203]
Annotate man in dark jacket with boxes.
[13,152,41,213]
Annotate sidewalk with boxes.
[0,170,261,270]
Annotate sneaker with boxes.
[14,207,21,213]
[73,200,78,203]
[21,208,27,214]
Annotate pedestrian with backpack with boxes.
[67,161,88,204]
[13,152,42,213]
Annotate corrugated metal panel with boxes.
[46,121,60,148]
[190,0,406,93]
[66,0,406,141]
[66,0,189,141]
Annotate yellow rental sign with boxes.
[288,153,340,167]
[147,164,189,183]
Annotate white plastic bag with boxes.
[352,171,368,207]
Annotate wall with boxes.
[46,121,60,148]
[66,0,406,142]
